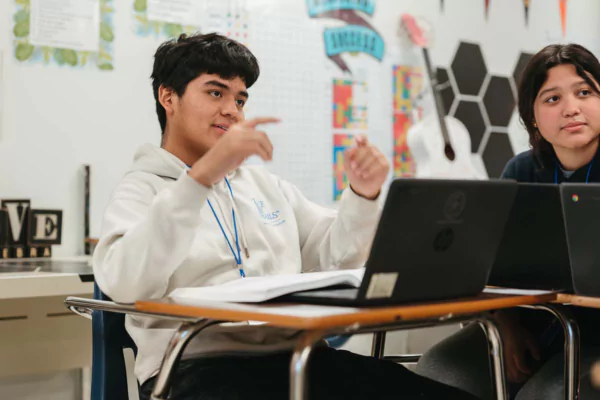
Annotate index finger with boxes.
[243,117,281,128]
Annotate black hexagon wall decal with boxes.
[484,76,515,127]
[453,100,486,152]
[483,132,515,178]
[513,52,534,89]
[451,42,488,96]
[436,67,455,115]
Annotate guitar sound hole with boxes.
[444,144,456,161]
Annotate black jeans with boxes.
[140,347,479,400]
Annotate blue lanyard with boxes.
[206,178,245,278]
[554,158,595,184]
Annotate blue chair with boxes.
[91,283,139,400]
[325,334,351,348]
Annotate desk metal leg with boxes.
[371,332,386,359]
[530,304,581,400]
[290,330,327,400]
[479,319,508,400]
[151,319,220,400]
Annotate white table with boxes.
[0,257,94,380]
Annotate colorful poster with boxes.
[393,113,414,177]
[13,0,115,70]
[392,66,423,177]
[393,65,423,114]
[204,0,249,45]
[333,134,355,201]
[332,79,368,130]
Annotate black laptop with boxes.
[560,183,600,297]
[488,183,574,291]
[283,178,518,307]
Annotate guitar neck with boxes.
[422,48,452,145]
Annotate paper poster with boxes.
[393,65,423,114]
[133,0,249,43]
[331,79,368,200]
[393,113,414,177]
[205,0,249,45]
[393,66,423,177]
[333,134,354,201]
[29,0,100,52]
[13,0,114,70]
[332,79,368,130]
[147,0,201,26]
[133,0,198,38]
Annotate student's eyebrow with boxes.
[538,86,558,99]
[204,80,249,99]
[538,80,590,99]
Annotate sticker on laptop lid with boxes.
[366,272,398,299]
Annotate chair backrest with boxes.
[92,283,138,400]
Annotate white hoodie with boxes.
[93,143,383,384]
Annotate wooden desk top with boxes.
[557,294,600,309]
[136,291,557,330]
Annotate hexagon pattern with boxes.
[513,52,534,89]
[484,76,515,127]
[438,41,531,177]
[483,132,514,178]
[454,100,486,153]
[451,42,488,96]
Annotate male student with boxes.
[93,32,478,399]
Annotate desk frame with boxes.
[376,304,580,400]
[67,297,507,399]
[524,304,581,400]
[145,301,579,400]
[67,293,563,400]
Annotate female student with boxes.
[416,43,600,399]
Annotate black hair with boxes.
[150,32,260,134]
[518,43,600,155]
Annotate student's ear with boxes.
[158,84,177,115]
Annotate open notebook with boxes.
[169,268,365,303]
[169,268,552,304]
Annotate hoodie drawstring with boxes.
[210,179,250,259]
[224,179,250,258]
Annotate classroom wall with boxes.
[2,0,600,257]
[1,0,600,398]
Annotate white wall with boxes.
[2,0,600,257]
